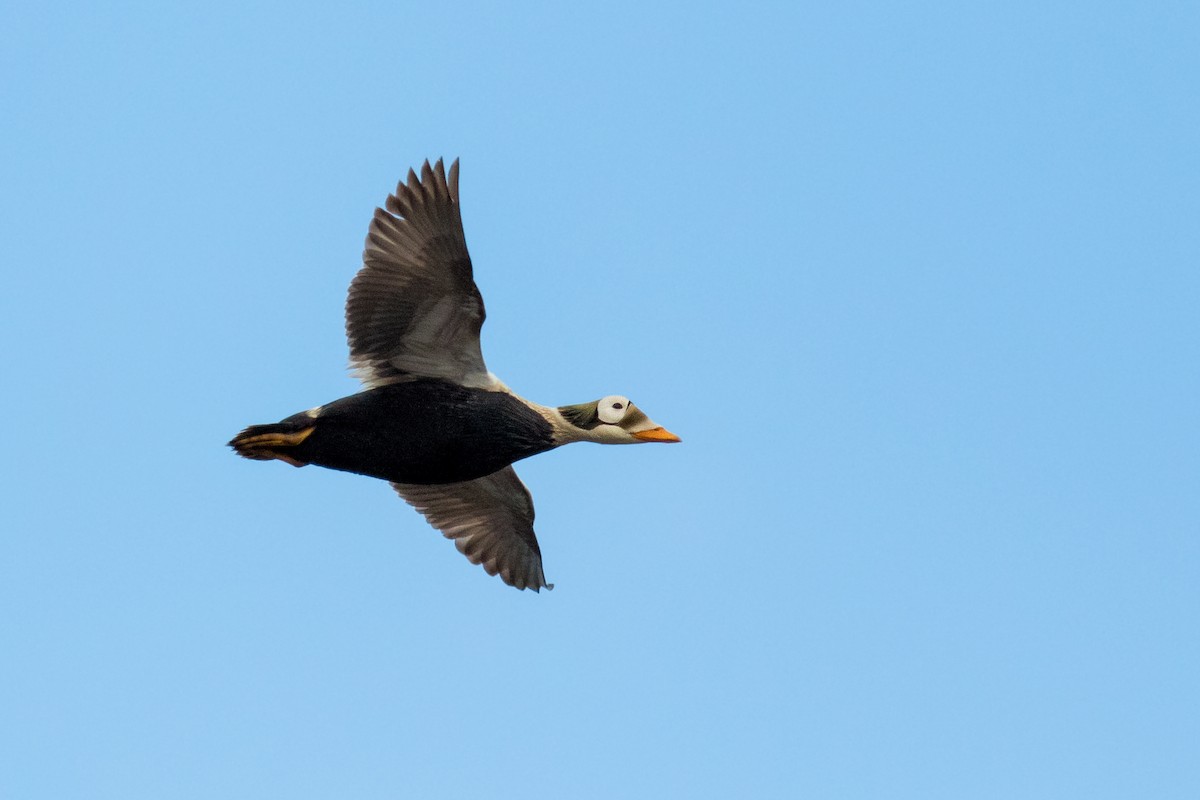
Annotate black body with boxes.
[277,379,555,485]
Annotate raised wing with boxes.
[392,467,553,591]
[347,158,490,388]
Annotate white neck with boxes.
[527,401,597,445]
[495,382,639,446]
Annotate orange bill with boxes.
[633,426,682,443]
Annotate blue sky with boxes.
[2,2,1198,797]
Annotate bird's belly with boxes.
[281,382,554,485]
[295,420,526,484]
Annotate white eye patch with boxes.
[597,395,630,424]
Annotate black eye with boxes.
[612,402,623,409]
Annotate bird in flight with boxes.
[229,159,679,591]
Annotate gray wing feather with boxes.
[392,467,553,591]
[347,158,489,387]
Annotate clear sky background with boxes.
[2,2,1197,798]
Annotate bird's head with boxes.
[555,395,681,445]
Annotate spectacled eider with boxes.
[229,159,679,591]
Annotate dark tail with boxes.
[228,420,316,467]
